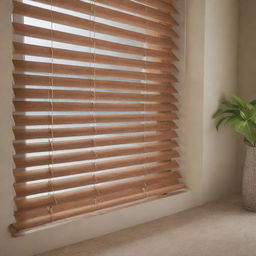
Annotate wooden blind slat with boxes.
[13,1,176,48]
[136,0,178,14]
[14,183,185,231]
[14,151,178,183]
[14,113,178,127]
[13,113,178,126]
[13,74,177,94]
[14,162,178,197]
[160,0,177,4]
[35,0,178,35]
[13,122,177,140]
[14,141,178,168]
[15,171,180,211]
[15,172,181,221]
[14,42,177,72]
[94,0,178,22]
[13,60,177,83]
[14,88,177,103]
[14,173,181,221]
[14,131,177,154]
[13,23,178,60]
[14,101,177,113]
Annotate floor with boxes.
[38,196,256,256]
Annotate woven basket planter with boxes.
[242,145,256,211]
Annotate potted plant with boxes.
[213,95,256,211]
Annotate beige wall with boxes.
[239,0,256,101]
[202,0,240,202]
[0,1,240,255]
[182,0,240,205]
[179,0,205,204]
[238,0,256,179]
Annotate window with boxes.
[10,0,185,236]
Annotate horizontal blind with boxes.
[10,0,185,236]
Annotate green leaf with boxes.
[221,100,239,109]
[216,116,232,131]
[250,100,256,106]
[240,110,247,120]
[247,104,255,110]
[212,108,224,119]
[231,95,247,108]
[212,108,239,120]
[213,96,256,144]
[227,117,256,145]
[250,112,256,124]
[222,109,240,115]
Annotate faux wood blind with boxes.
[10,0,185,236]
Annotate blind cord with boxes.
[142,5,149,199]
[47,0,58,221]
[90,0,101,208]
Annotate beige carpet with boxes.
[38,196,256,256]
